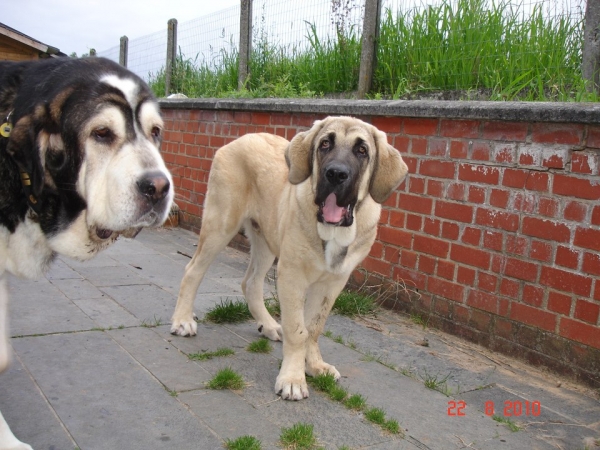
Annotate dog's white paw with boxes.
[306,361,341,380]
[258,323,282,341]
[170,314,198,337]
[275,374,309,400]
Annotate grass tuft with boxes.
[247,338,273,353]
[205,298,252,324]
[225,435,262,450]
[206,367,245,390]
[188,347,235,361]
[333,291,377,317]
[364,407,386,425]
[492,415,521,432]
[279,423,320,450]
[344,393,367,411]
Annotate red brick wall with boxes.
[160,106,600,387]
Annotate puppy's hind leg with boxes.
[171,217,241,337]
[242,226,281,341]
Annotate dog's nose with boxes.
[325,164,350,186]
[137,171,170,204]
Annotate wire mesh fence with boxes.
[98,0,592,101]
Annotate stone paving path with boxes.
[1,227,598,450]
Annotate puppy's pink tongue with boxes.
[323,193,344,223]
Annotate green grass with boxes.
[225,435,262,450]
[492,415,521,432]
[247,338,273,353]
[364,407,386,425]
[149,0,594,102]
[333,291,377,318]
[206,367,245,390]
[279,423,320,450]
[204,298,252,324]
[188,347,235,361]
[344,393,367,411]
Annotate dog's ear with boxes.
[285,119,325,184]
[369,127,408,204]
[6,114,45,198]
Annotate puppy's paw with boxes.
[306,361,341,380]
[258,323,282,341]
[275,374,309,401]
[170,314,198,337]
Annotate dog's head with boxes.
[2,57,173,258]
[285,116,408,227]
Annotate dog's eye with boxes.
[150,126,161,139]
[357,145,368,156]
[92,127,112,142]
[320,139,330,150]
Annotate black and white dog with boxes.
[0,57,173,449]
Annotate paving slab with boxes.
[1,226,598,450]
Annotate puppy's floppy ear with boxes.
[285,119,325,185]
[369,127,408,204]
[6,114,45,198]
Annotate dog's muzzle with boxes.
[316,163,356,227]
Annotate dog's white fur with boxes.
[0,75,173,450]
[171,117,407,400]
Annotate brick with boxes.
[564,201,587,222]
[483,121,528,141]
[378,226,412,248]
[531,123,583,145]
[467,290,498,313]
[593,206,600,226]
[418,255,436,274]
[428,277,465,302]
[537,197,559,217]
[574,227,600,252]
[420,160,456,178]
[457,266,476,285]
[447,183,466,201]
[510,303,557,332]
[559,318,600,348]
[437,260,455,280]
[411,138,427,155]
[478,272,498,292]
[518,144,542,166]
[427,180,444,197]
[435,201,474,223]
[525,172,550,192]
[413,235,450,257]
[468,186,486,203]
[450,140,468,158]
[400,250,418,268]
[409,177,426,194]
[493,143,517,164]
[429,139,448,157]
[423,218,441,236]
[582,252,600,275]
[500,278,520,298]
[475,208,519,232]
[553,174,600,200]
[528,244,551,268]
[504,257,539,282]
[441,222,460,240]
[506,235,528,256]
[389,211,406,227]
[450,243,490,269]
[522,217,570,243]
[393,135,410,153]
[540,266,592,296]
[588,126,600,148]
[547,291,572,315]
[555,246,579,269]
[574,300,600,324]
[398,193,433,214]
[542,148,570,169]
[406,214,423,231]
[471,142,491,161]
[251,112,271,125]
[503,168,528,188]
[371,116,402,133]
[461,227,481,246]
[393,267,427,290]
[513,192,537,213]
[404,118,438,135]
[483,230,503,251]
[440,119,480,138]
[571,151,598,175]
[470,309,492,332]
[370,242,384,258]
[523,284,544,307]
[490,189,510,208]
[458,164,500,185]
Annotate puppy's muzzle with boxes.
[137,170,171,205]
[325,163,350,186]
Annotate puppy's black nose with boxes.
[137,171,170,204]
[325,164,349,186]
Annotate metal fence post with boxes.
[583,0,600,94]
[238,0,253,90]
[165,18,178,97]
[357,0,382,99]
[119,36,128,67]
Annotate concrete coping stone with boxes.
[159,97,600,124]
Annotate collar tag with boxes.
[0,122,11,138]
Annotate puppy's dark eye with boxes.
[320,139,330,150]
[357,145,368,156]
[92,127,112,142]
[150,126,161,139]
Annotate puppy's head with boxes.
[285,116,408,227]
[4,58,173,257]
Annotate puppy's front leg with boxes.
[0,275,9,374]
[274,264,310,400]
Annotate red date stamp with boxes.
[447,400,541,417]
